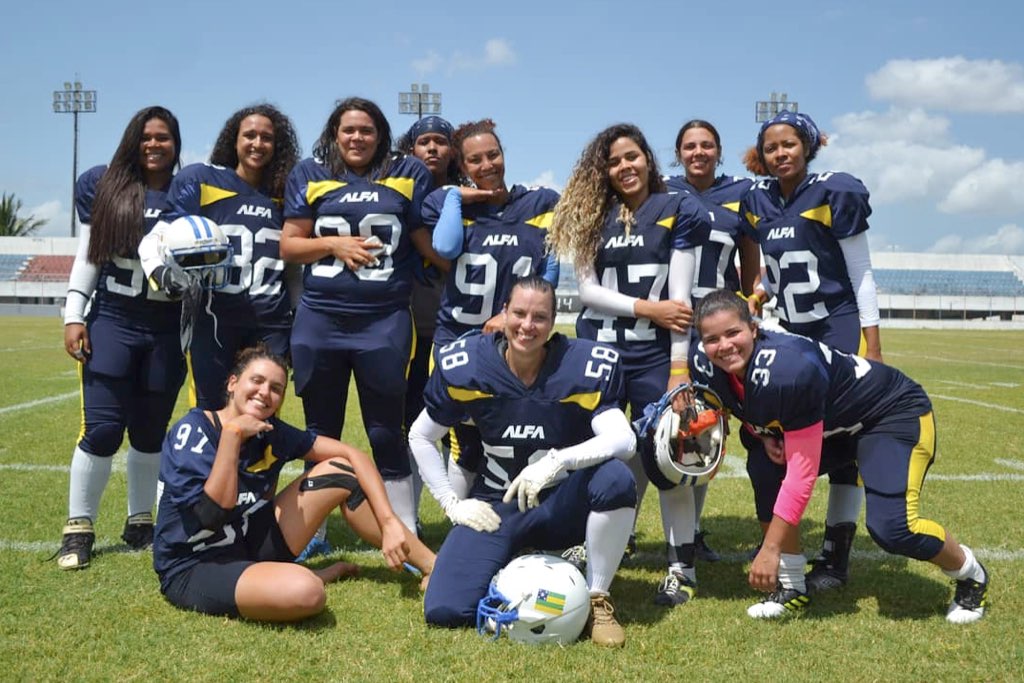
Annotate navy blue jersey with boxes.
[576,192,709,365]
[153,408,315,581]
[165,163,291,326]
[666,174,754,304]
[424,332,625,499]
[740,172,871,330]
[284,155,432,315]
[689,328,930,440]
[75,165,180,331]
[424,184,559,345]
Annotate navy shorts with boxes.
[159,504,294,617]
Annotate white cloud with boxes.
[482,39,516,67]
[818,138,985,205]
[866,57,1024,113]
[939,159,1024,214]
[412,50,443,76]
[28,200,72,237]
[179,147,210,167]
[926,223,1024,254]
[523,170,561,192]
[411,38,517,76]
[829,108,951,145]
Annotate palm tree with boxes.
[0,193,47,236]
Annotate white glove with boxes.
[503,451,565,512]
[445,498,501,533]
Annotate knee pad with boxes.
[80,421,127,457]
[301,461,366,511]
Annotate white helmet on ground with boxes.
[635,383,726,489]
[159,215,232,289]
[476,554,590,645]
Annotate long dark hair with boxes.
[312,97,393,178]
[209,104,300,199]
[88,106,181,263]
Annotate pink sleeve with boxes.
[772,422,824,526]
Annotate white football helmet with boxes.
[476,554,590,645]
[635,383,726,489]
[159,215,232,289]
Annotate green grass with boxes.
[1,317,1022,681]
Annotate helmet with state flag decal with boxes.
[476,554,590,645]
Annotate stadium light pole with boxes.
[399,83,442,120]
[755,91,797,122]
[53,80,97,237]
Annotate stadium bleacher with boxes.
[0,254,30,281]
[875,269,1024,297]
[17,255,74,283]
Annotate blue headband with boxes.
[758,110,821,158]
[407,115,454,142]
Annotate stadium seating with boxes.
[874,269,1024,297]
[0,254,31,281]
[18,255,74,283]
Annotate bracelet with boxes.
[669,367,690,376]
[223,423,244,438]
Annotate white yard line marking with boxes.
[936,379,990,390]
[930,393,1024,414]
[0,391,78,416]
[887,351,1024,370]
[995,459,1024,471]
[0,344,62,353]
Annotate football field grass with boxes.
[1,316,1022,681]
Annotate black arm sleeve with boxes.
[192,491,231,530]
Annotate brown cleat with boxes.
[585,594,625,647]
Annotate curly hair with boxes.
[312,97,393,179]
[452,118,503,166]
[548,123,664,275]
[88,106,181,264]
[210,104,300,199]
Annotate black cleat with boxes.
[654,571,697,607]
[121,512,155,550]
[55,518,95,570]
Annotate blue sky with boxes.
[3,0,1023,254]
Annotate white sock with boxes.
[447,457,476,500]
[693,482,709,529]
[585,507,633,594]
[943,545,986,583]
[779,553,807,592]
[659,485,696,547]
[125,447,161,517]
[68,446,113,521]
[408,449,423,524]
[383,475,417,532]
[825,484,863,525]
[626,456,649,532]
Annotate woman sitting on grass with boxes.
[153,344,434,622]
